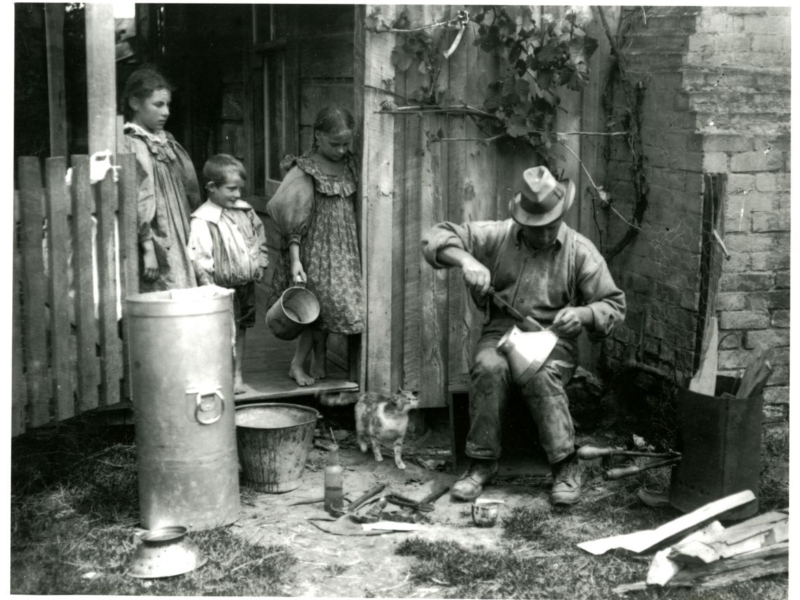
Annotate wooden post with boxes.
[12,193,28,435]
[96,169,122,407]
[85,3,117,155]
[117,153,139,400]
[361,5,396,394]
[44,3,68,158]
[70,156,100,412]
[18,158,51,427]
[45,158,75,420]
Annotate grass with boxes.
[11,418,295,595]
[395,423,789,599]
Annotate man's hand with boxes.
[460,256,491,297]
[551,307,592,337]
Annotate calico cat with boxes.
[320,389,420,470]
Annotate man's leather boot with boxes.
[550,452,583,505]
[451,458,499,501]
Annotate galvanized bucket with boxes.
[236,403,319,493]
[669,375,762,520]
[127,286,240,531]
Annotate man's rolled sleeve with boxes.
[421,223,469,269]
[579,261,626,341]
[421,220,509,269]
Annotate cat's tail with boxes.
[317,391,359,406]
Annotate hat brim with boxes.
[508,179,575,227]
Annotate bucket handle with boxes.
[187,387,225,425]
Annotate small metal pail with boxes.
[127,286,240,531]
[266,284,320,340]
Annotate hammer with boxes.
[603,457,682,481]
[383,485,451,523]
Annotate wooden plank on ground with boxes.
[44,3,67,158]
[70,156,99,412]
[45,158,74,420]
[361,4,396,394]
[19,158,51,427]
[577,490,757,555]
[117,153,138,399]
[12,193,28,435]
[96,168,121,407]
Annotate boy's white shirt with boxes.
[188,199,265,286]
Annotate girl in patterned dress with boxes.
[267,106,365,386]
[121,68,201,291]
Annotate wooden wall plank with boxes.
[446,9,470,391]
[70,156,99,412]
[96,169,122,407]
[117,153,138,400]
[44,4,67,158]
[352,4,367,386]
[85,4,117,155]
[402,108,422,389]
[13,193,28,435]
[418,113,449,408]
[417,4,450,408]
[45,158,74,420]
[19,158,51,427]
[285,5,301,159]
[362,4,396,394]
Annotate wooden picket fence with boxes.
[12,153,139,436]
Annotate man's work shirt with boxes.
[421,219,626,340]
[189,200,269,287]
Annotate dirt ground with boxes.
[230,441,561,598]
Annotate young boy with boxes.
[189,154,269,394]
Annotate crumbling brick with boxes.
[719,272,774,292]
[719,310,770,330]
[744,329,789,349]
[770,310,790,328]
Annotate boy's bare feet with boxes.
[289,364,315,386]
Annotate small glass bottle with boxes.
[324,445,344,515]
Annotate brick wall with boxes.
[603,6,790,420]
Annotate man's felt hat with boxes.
[508,166,575,227]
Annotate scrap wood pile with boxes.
[576,490,788,593]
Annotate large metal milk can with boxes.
[127,286,240,531]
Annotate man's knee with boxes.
[472,348,510,382]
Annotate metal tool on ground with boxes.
[384,485,450,523]
[489,288,546,332]
[307,482,388,536]
[578,445,680,460]
[604,457,682,481]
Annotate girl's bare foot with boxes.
[310,352,327,379]
[234,375,247,395]
[289,364,315,386]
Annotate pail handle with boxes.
[188,387,225,425]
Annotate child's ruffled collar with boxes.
[281,151,357,198]
[123,122,169,142]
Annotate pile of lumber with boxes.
[577,491,788,593]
